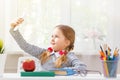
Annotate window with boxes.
[3,0,118,54]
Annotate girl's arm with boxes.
[10,18,45,58]
[67,52,87,71]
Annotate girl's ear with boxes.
[65,39,70,47]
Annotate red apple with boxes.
[22,59,35,72]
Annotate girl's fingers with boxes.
[11,23,17,28]
[11,18,24,28]
[18,18,24,23]
[16,18,24,24]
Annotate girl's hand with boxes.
[11,18,24,28]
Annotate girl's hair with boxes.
[39,24,75,68]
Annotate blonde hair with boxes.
[39,25,75,68]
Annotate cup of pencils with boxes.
[99,44,119,78]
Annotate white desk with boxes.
[0,73,120,80]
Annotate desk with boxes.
[0,73,120,80]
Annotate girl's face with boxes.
[50,28,70,52]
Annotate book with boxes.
[54,70,67,75]
[21,68,76,77]
[21,71,55,77]
[51,68,76,76]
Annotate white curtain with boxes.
[16,0,70,49]
[1,0,120,54]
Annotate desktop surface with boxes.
[0,73,120,80]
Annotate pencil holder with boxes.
[101,60,119,78]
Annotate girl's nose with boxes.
[51,37,54,42]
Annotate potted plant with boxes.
[0,39,4,54]
[0,38,6,77]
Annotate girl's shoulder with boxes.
[67,51,76,56]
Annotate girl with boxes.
[10,18,87,71]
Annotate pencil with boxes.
[103,61,109,77]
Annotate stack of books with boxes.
[21,68,76,77]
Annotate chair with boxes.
[4,52,24,73]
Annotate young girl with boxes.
[10,18,87,71]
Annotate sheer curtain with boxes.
[3,0,119,55]
[5,0,71,52]
[17,0,64,48]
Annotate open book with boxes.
[51,68,76,76]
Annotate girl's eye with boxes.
[55,35,58,38]
[51,35,58,38]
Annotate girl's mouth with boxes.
[51,43,55,45]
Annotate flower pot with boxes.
[0,54,6,77]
